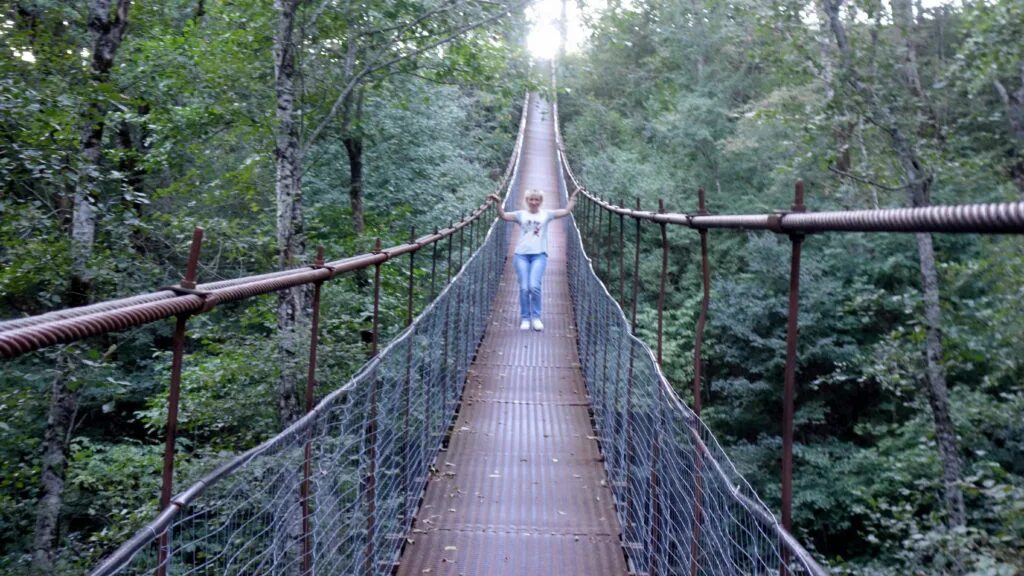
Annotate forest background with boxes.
[1,0,1022,574]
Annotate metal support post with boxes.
[781,180,806,576]
[157,226,204,576]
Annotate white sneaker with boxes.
[531,319,544,331]
[520,320,531,330]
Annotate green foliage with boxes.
[1,0,527,570]
[563,0,1024,572]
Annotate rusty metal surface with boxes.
[574,186,1024,234]
[397,96,628,576]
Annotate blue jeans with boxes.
[513,253,548,320]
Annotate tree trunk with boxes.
[116,104,149,254]
[343,89,366,236]
[816,1,851,173]
[34,1,131,570]
[273,0,307,427]
[914,231,966,527]
[891,0,965,530]
[825,0,966,533]
[993,71,1024,199]
[344,135,365,234]
[32,363,76,573]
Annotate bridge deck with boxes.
[396,96,628,575]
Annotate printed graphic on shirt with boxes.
[514,209,551,255]
[525,218,543,236]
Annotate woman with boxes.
[488,188,579,331]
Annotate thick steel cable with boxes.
[577,195,1024,234]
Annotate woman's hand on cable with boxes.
[491,194,517,221]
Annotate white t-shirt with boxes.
[514,209,554,255]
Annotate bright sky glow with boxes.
[526,0,590,59]
[525,0,958,60]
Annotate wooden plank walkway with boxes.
[396,95,628,575]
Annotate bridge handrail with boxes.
[0,94,532,359]
[553,89,830,574]
[574,193,1024,234]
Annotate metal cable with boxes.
[88,204,512,576]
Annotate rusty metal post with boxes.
[590,196,598,273]
[693,189,710,416]
[593,196,602,279]
[300,245,325,576]
[430,229,439,300]
[426,231,440,451]
[371,238,382,358]
[648,199,669,575]
[781,180,806,576]
[458,213,466,274]
[458,247,469,389]
[605,200,614,282]
[364,367,379,575]
[690,189,710,576]
[584,195,591,245]
[440,258,453,426]
[366,240,383,573]
[403,228,416,527]
[631,197,642,332]
[619,198,626,304]
[612,197,626,487]
[657,199,668,366]
[157,226,203,576]
[624,202,641,551]
[447,224,454,284]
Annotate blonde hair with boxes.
[522,189,545,208]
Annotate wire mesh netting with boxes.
[557,153,827,576]
[91,186,516,576]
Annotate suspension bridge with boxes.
[2,91,1023,575]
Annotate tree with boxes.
[268,0,526,426]
[32,0,132,571]
[821,0,965,533]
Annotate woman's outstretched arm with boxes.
[488,194,518,222]
[550,188,579,219]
